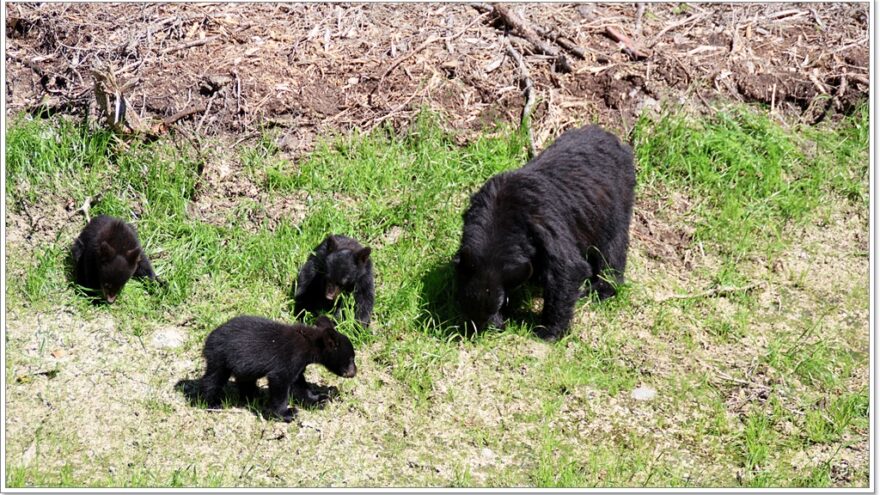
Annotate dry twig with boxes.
[473,3,585,60]
[635,3,646,35]
[159,35,220,56]
[491,4,561,57]
[502,35,536,159]
[534,26,586,60]
[487,3,575,71]
[834,70,848,110]
[605,26,650,60]
[648,12,708,48]
[655,281,766,303]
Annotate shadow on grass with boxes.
[174,378,338,422]
[416,261,469,340]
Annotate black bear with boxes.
[200,315,357,422]
[293,235,375,327]
[454,125,635,341]
[71,215,160,303]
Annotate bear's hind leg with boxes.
[267,374,296,422]
[200,364,231,408]
[585,232,629,300]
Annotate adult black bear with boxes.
[454,125,635,341]
[200,315,357,422]
[293,235,375,327]
[71,215,160,303]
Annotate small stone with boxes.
[151,327,185,349]
[22,441,36,466]
[631,385,657,401]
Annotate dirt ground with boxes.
[5,3,870,153]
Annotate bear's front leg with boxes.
[353,275,374,328]
[536,259,589,342]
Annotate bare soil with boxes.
[5,3,870,154]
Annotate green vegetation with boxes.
[4,103,869,487]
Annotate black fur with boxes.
[71,215,159,303]
[200,315,357,422]
[293,235,375,327]
[454,125,635,341]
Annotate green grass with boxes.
[633,104,869,259]
[4,103,869,488]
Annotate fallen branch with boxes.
[808,70,828,94]
[368,12,489,106]
[502,36,537,159]
[762,9,807,22]
[635,3,646,35]
[159,35,220,56]
[604,26,650,60]
[162,104,207,126]
[648,12,708,48]
[473,3,584,61]
[143,104,207,137]
[809,8,826,31]
[195,92,218,135]
[655,281,765,303]
[834,70,848,110]
[491,3,577,73]
[535,27,586,60]
[849,73,869,86]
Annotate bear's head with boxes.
[314,316,357,378]
[323,237,371,301]
[453,249,532,332]
[98,241,141,303]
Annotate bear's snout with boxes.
[342,362,357,378]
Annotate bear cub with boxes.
[71,215,160,303]
[200,315,357,422]
[293,235,375,327]
[455,125,635,341]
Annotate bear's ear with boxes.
[325,236,338,253]
[125,247,142,265]
[99,241,116,261]
[355,247,371,264]
[319,331,339,351]
[315,315,335,330]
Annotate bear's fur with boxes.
[200,315,357,422]
[454,125,635,341]
[71,215,160,303]
[293,235,375,327]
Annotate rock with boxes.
[481,447,495,461]
[631,385,657,401]
[22,441,36,466]
[151,327,185,349]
